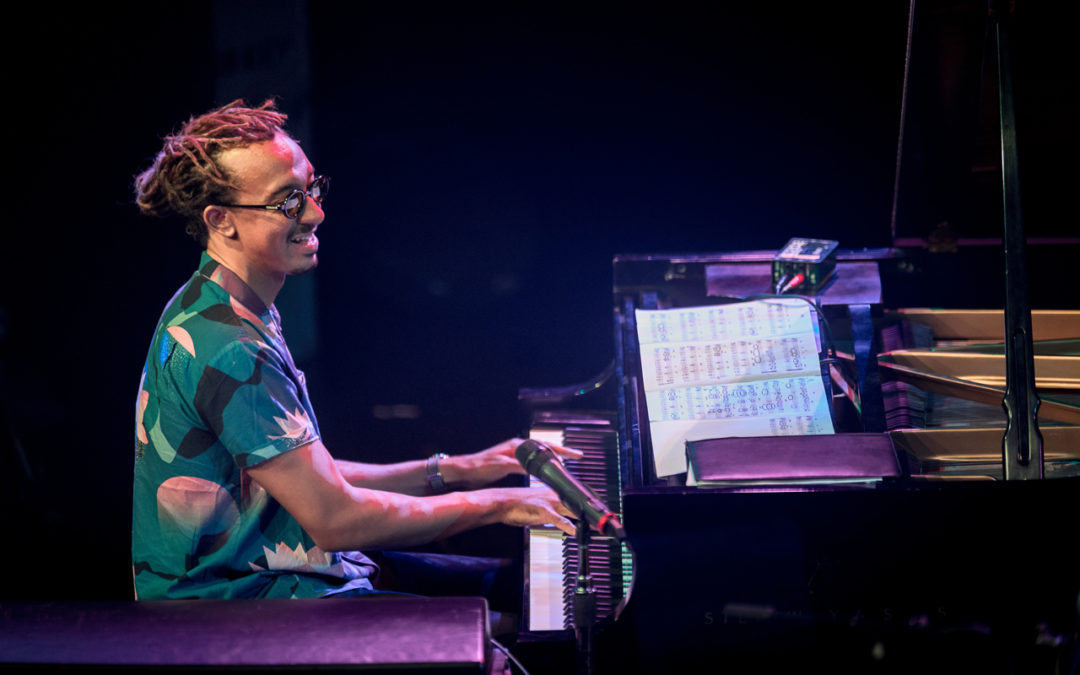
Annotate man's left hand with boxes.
[442,438,583,490]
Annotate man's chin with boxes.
[288,256,319,276]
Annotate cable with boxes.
[741,293,839,365]
[776,272,805,295]
[491,638,531,675]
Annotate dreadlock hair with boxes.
[134,99,288,246]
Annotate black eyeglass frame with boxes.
[223,175,330,220]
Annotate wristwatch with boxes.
[426,452,449,493]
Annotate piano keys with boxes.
[520,411,630,634]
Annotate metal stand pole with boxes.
[995,2,1043,479]
[572,525,596,675]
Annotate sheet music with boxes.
[636,298,820,344]
[636,299,835,477]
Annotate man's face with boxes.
[216,132,325,284]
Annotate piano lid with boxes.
[891,0,1080,246]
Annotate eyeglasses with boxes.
[225,175,330,220]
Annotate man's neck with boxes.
[203,244,284,307]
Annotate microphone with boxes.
[516,439,626,541]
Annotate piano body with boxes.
[516,2,1079,671]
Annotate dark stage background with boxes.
[1,1,1075,600]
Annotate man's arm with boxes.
[246,439,577,551]
[333,438,582,495]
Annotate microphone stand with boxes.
[572,523,596,675]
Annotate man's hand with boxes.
[443,438,583,489]
[472,486,577,536]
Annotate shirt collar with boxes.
[197,251,274,321]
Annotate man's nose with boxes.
[300,194,325,226]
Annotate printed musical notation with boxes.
[636,298,818,344]
[636,299,835,477]
[645,375,826,421]
[642,334,820,393]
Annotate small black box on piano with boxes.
[771,237,838,294]
[686,433,900,487]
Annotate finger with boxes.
[548,443,584,460]
[530,486,561,501]
[527,488,577,521]
[551,513,577,536]
[502,438,525,453]
[552,500,577,520]
[479,439,521,458]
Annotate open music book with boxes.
[635,299,835,477]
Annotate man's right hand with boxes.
[466,486,577,536]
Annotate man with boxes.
[132,99,575,600]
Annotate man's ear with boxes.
[202,205,237,238]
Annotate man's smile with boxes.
[290,229,319,249]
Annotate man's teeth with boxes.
[291,233,314,244]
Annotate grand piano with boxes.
[516,2,1080,672]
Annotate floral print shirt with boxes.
[132,252,374,599]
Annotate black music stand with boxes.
[993,1,1043,479]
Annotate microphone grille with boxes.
[515,439,553,474]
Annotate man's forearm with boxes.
[316,487,507,551]
[334,458,430,495]
[336,438,565,495]
[335,454,478,495]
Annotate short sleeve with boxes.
[195,337,320,468]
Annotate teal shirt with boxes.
[132,253,374,599]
